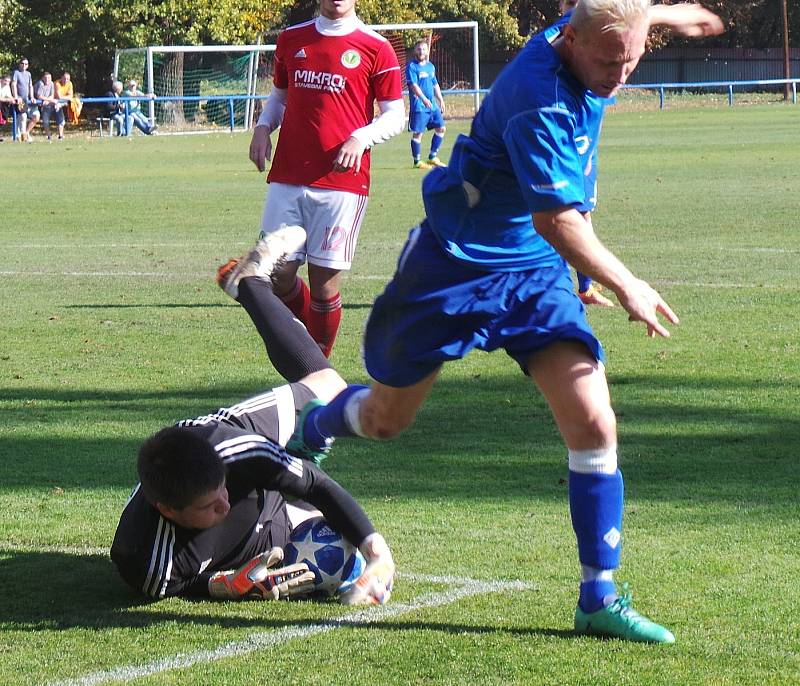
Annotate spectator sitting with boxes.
[54,71,81,134]
[104,80,126,135]
[34,71,63,141]
[123,80,157,135]
[0,74,14,131]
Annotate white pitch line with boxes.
[0,243,226,249]
[0,269,791,290]
[48,574,534,686]
[0,243,794,254]
[0,543,108,556]
[0,270,393,281]
[655,280,788,289]
[0,270,174,277]
[721,247,797,254]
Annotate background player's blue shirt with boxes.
[406,60,439,112]
[421,15,611,271]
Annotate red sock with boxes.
[308,293,342,358]
[281,277,310,325]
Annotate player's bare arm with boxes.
[533,208,679,337]
[434,85,445,114]
[648,3,724,37]
[411,83,432,109]
[250,86,287,172]
[249,125,273,172]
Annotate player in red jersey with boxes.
[244,0,404,358]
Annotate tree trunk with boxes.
[157,51,185,126]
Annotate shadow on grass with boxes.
[0,551,152,631]
[0,373,797,505]
[0,550,572,641]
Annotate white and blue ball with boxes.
[283,516,365,596]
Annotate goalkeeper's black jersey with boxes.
[111,382,374,599]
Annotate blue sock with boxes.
[577,272,592,293]
[429,132,444,159]
[303,384,368,448]
[569,469,623,610]
[411,139,421,162]
[579,579,617,613]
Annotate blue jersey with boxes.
[421,16,611,271]
[406,60,439,112]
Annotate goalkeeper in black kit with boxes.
[111,228,394,604]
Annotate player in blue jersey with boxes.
[575,140,616,307]
[286,0,723,643]
[406,39,447,169]
[560,0,721,308]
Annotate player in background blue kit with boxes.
[406,39,447,169]
[288,0,723,643]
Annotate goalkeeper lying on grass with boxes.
[111,228,393,605]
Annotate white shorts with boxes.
[260,182,368,271]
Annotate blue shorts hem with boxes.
[363,223,604,387]
[408,110,445,133]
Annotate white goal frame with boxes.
[365,21,481,114]
[113,19,481,130]
[113,44,276,130]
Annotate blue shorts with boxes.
[408,109,445,134]
[364,222,604,387]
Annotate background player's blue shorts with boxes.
[364,221,605,388]
[408,108,445,133]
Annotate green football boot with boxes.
[285,399,333,465]
[574,585,675,644]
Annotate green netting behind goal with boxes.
[115,49,275,132]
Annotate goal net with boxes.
[255,20,481,118]
[114,45,276,134]
[113,21,479,134]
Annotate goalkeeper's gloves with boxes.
[339,533,395,606]
[208,546,316,600]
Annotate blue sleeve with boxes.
[503,107,585,213]
[576,148,598,212]
[406,62,419,88]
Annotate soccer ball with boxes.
[283,516,365,597]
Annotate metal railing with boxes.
[5,78,799,141]
[622,77,800,108]
[5,94,267,141]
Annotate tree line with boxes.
[0,0,796,94]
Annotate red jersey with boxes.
[267,17,402,195]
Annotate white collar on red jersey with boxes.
[315,14,361,36]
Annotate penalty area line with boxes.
[48,574,534,686]
[0,270,793,290]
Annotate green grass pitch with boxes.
[1,104,798,685]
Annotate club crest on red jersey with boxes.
[341,49,361,69]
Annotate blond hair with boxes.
[570,0,650,34]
